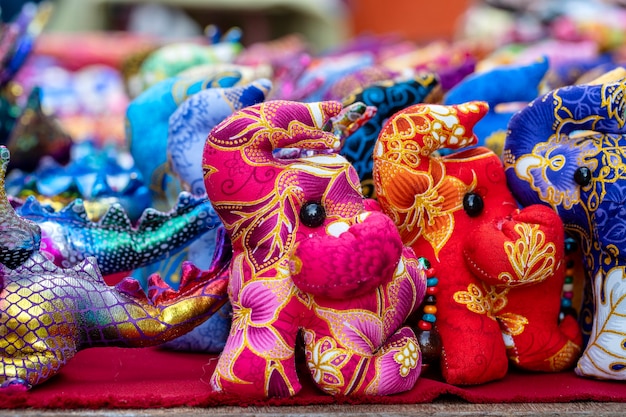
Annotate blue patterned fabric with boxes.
[133,79,272,353]
[444,57,549,154]
[504,78,626,379]
[125,73,240,207]
[339,74,439,198]
[167,79,272,195]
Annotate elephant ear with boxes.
[577,267,626,379]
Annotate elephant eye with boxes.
[300,201,326,227]
[574,167,592,187]
[463,192,484,217]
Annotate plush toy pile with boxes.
[1,0,626,399]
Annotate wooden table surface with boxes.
[5,401,626,417]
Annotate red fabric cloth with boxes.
[1,347,626,409]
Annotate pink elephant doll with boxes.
[373,102,582,385]
[203,100,429,398]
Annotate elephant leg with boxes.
[0,348,74,389]
[303,326,421,396]
[210,315,301,398]
[504,315,582,372]
[437,301,509,385]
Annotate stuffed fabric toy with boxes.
[373,102,582,385]
[6,140,150,222]
[6,87,72,173]
[155,79,271,352]
[167,79,272,196]
[137,40,243,92]
[323,65,399,101]
[443,57,549,156]
[293,52,375,102]
[126,73,240,208]
[203,100,428,398]
[0,146,231,389]
[503,76,626,380]
[339,74,441,198]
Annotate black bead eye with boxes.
[463,192,484,217]
[300,201,326,228]
[574,166,592,186]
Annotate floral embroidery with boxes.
[393,339,419,377]
[499,223,558,286]
[228,258,293,360]
[306,335,349,394]
[206,101,426,397]
[453,282,508,317]
[454,283,528,335]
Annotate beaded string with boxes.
[418,257,438,331]
[560,237,578,321]
[416,257,441,367]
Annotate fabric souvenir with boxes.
[231,34,314,101]
[443,57,549,156]
[12,190,220,278]
[4,141,220,280]
[137,40,243,92]
[0,2,52,87]
[542,55,614,90]
[380,41,475,91]
[6,140,150,221]
[14,63,130,145]
[148,79,271,352]
[234,33,309,68]
[203,100,428,398]
[323,65,399,101]
[0,240,230,390]
[339,74,441,198]
[373,102,582,385]
[5,87,72,173]
[503,76,626,380]
[0,146,40,269]
[167,79,272,195]
[294,52,375,102]
[177,63,273,89]
[0,146,230,390]
[125,73,240,208]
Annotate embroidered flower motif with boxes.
[227,258,293,360]
[499,223,557,286]
[394,339,419,377]
[379,159,472,258]
[453,282,509,318]
[305,335,349,394]
[454,282,529,335]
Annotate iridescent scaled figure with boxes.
[0,229,231,390]
[0,148,231,389]
[0,146,40,269]
[203,100,428,398]
[13,191,221,276]
[504,74,626,380]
